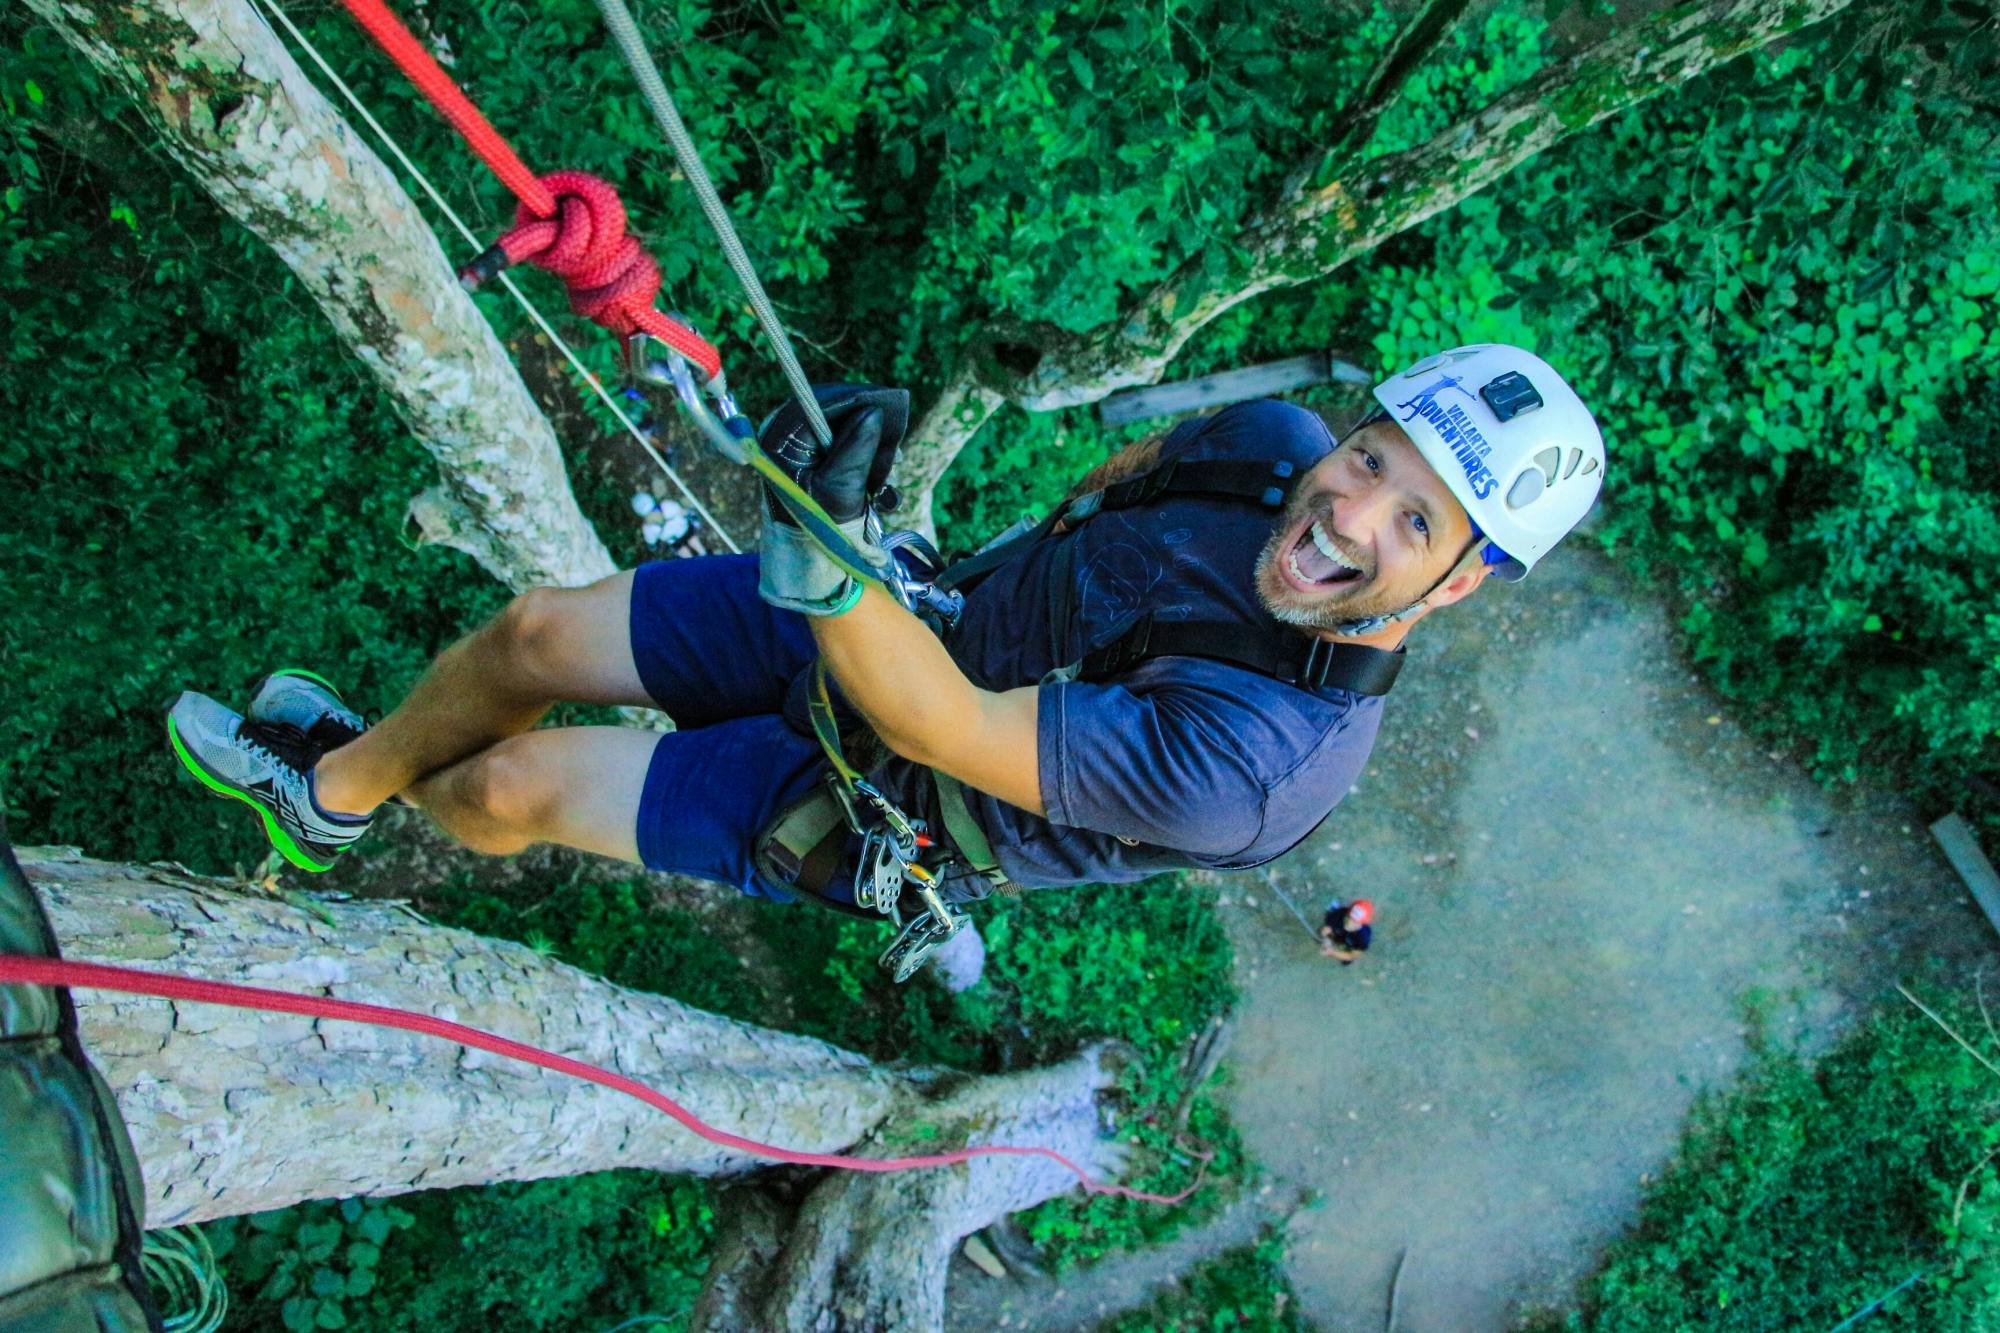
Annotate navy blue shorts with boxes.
[627,555,828,901]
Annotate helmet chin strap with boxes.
[1320,536,1489,638]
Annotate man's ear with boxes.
[1427,560,1492,612]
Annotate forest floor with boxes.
[945,543,1990,1331]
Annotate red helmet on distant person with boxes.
[1347,899,1375,925]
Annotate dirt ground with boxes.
[1222,545,1990,1332]
[945,543,1990,1331]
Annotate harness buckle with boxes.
[1261,459,1295,509]
[1298,635,1333,688]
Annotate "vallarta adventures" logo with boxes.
[1395,375,1499,499]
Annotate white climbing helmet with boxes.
[1371,344,1605,582]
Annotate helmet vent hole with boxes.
[1506,469,1546,510]
[1532,447,1562,484]
[1579,456,1600,477]
[1562,448,1582,480]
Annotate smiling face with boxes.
[1254,417,1483,635]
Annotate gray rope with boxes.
[1258,869,1327,945]
[593,0,833,447]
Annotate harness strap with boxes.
[936,458,1299,599]
[752,784,852,901]
[932,773,1018,893]
[934,510,1063,596]
[1080,617,1405,697]
[1094,457,1297,512]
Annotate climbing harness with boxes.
[767,661,978,984]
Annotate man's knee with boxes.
[490,586,579,691]
[452,738,558,843]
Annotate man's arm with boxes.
[803,430,1179,814]
[810,586,1044,815]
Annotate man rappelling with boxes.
[166,343,1604,979]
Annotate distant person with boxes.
[1320,898,1374,963]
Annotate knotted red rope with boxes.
[0,955,1207,1205]
[334,0,722,380]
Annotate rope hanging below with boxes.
[0,954,1209,1205]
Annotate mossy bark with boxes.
[22,845,1120,1327]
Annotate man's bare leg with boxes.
[403,725,659,862]
[314,573,650,816]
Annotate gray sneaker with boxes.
[166,691,373,872]
[248,669,365,751]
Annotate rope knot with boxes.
[458,170,719,378]
[501,170,660,336]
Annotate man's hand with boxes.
[756,384,911,616]
[760,384,909,524]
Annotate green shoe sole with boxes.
[259,667,345,701]
[165,715,335,874]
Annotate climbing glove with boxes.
[756,384,911,617]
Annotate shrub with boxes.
[1096,1231,1313,1332]
[1527,990,2000,1331]
[207,1173,713,1332]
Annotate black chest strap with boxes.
[1080,615,1404,697]
[937,457,1300,597]
[1093,456,1298,512]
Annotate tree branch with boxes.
[26,842,1129,1330]
[893,0,1854,521]
[1325,0,1478,172]
[24,0,616,593]
[25,844,901,1223]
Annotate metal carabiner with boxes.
[876,874,968,984]
[625,330,754,466]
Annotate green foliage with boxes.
[1349,2,2000,801]
[207,1174,712,1331]
[1528,992,2000,1331]
[206,1196,416,1332]
[418,869,768,1021]
[739,877,1245,1266]
[1095,1232,1312,1331]
[0,18,507,869]
[933,0,1553,554]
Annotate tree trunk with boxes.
[19,845,1120,1326]
[23,0,615,593]
[690,1049,1123,1332]
[892,0,1853,532]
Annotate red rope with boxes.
[332,0,722,379]
[0,955,1206,1205]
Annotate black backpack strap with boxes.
[1094,457,1298,512]
[937,457,1302,599]
[1080,615,1404,697]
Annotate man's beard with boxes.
[1253,491,1421,634]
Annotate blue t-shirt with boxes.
[877,399,1384,895]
